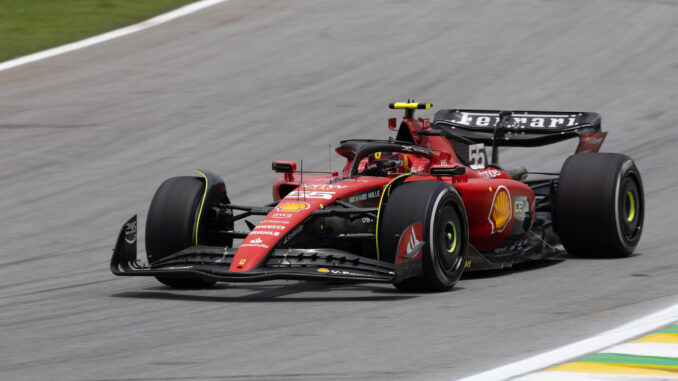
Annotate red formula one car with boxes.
[111,103,644,291]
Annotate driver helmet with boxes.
[366,152,409,174]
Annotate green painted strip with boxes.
[193,170,208,246]
[657,325,678,334]
[578,353,678,367]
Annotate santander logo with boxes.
[406,226,421,254]
[398,222,423,263]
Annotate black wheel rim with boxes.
[434,204,463,274]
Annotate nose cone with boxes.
[230,200,320,272]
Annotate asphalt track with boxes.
[1,0,677,380]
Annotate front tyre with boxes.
[555,153,644,257]
[146,176,216,289]
[380,181,469,292]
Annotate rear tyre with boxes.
[380,181,469,292]
[146,176,216,289]
[555,153,644,257]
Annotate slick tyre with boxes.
[380,181,469,292]
[556,153,644,257]
[146,176,216,289]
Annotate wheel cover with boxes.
[434,203,463,273]
[625,190,636,222]
[445,221,458,253]
[618,175,642,242]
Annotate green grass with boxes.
[0,0,198,63]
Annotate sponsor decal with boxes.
[287,191,335,200]
[317,268,362,276]
[488,185,512,234]
[405,226,422,255]
[401,145,413,152]
[348,189,381,203]
[240,237,270,249]
[276,202,310,212]
[469,143,486,170]
[576,132,608,154]
[477,168,502,179]
[250,230,281,236]
[411,146,430,154]
[124,220,137,244]
[328,269,361,276]
[283,225,303,244]
[360,217,374,224]
[304,184,348,190]
[238,259,246,265]
[397,222,423,263]
[464,260,472,269]
[455,112,579,129]
[270,213,293,219]
[513,196,530,221]
[374,151,382,160]
[255,224,286,230]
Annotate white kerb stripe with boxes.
[0,0,232,72]
[601,342,678,358]
[457,303,678,381]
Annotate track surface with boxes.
[1,1,677,380]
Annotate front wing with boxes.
[110,216,396,283]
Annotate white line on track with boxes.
[0,0,232,73]
[457,303,678,381]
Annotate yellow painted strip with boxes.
[375,173,413,261]
[633,333,678,343]
[544,362,678,376]
[389,102,432,110]
[193,170,209,246]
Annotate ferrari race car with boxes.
[111,102,644,292]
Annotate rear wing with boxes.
[432,109,604,150]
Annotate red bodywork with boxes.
[231,116,535,272]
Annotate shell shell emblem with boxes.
[488,186,512,233]
[277,202,310,212]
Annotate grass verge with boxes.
[0,0,199,63]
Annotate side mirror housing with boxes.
[430,165,466,177]
[272,161,297,173]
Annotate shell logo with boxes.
[488,186,512,233]
[277,202,310,212]
[317,268,330,273]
